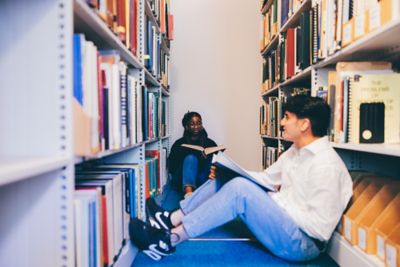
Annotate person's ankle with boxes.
[184,185,193,194]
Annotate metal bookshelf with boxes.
[0,0,172,266]
[260,1,400,266]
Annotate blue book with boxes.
[73,34,84,105]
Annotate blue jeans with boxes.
[179,177,321,262]
[181,154,211,191]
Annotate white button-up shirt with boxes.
[257,136,353,241]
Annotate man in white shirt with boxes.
[130,95,353,262]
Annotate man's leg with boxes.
[180,177,321,262]
[146,175,229,230]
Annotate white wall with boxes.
[170,0,263,170]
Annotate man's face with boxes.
[280,111,307,142]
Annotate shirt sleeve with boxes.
[247,150,287,186]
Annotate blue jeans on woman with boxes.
[178,177,322,262]
[181,154,211,191]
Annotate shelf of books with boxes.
[72,0,173,265]
[0,0,75,265]
[0,0,173,266]
[260,0,400,266]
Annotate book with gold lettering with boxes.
[348,73,400,144]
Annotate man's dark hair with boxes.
[282,95,331,137]
[181,111,208,145]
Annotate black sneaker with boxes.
[129,218,175,261]
[146,197,174,231]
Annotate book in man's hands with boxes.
[211,152,276,192]
[181,144,226,155]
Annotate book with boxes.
[348,73,400,144]
[211,152,276,192]
[181,144,226,155]
[334,61,393,143]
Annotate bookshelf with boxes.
[260,0,400,266]
[0,0,172,266]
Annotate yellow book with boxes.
[348,73,400,144]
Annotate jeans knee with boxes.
[227,177,254,191]
[183,154,198,165]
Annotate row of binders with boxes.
[73,34,170,156]
[74,148,167,267]
[339,172,400,267]
[316,62,400,144]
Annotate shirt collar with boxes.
[301,136,329,155]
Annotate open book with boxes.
[212,152,276,192]
[181,144,226,155]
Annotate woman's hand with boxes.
[209,165,217,180]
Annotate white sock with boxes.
[170,224,189,247]
[171,209,184,227]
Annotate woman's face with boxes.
[187,116,203,136]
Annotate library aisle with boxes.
[1,0,400,266]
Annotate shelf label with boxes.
[386,244,397,267]
[343,23,352,44]
[377,235,385,259]
[369,4,381,31]
[344,218,352,241]
[358,227,367,250]
[355,15,366,38]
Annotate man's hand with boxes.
[209,165,217,180]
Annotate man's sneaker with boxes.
[129,218,175,261]
[146,197,174,231]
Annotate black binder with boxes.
[359,102,385,143]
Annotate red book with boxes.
[286,28,295,78]
[116,0,126,43]
[167,14,174,40]
[130,0,138,55]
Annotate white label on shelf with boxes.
[393,0,400,21]
[343,23,352,44]
[355,15,366,38]
[358,227,367,250]
[369,4,381,31]
[344,218,352,241]
[377,235,385,259]
[386,244,397,267]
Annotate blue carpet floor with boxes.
[131,183,338,266]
